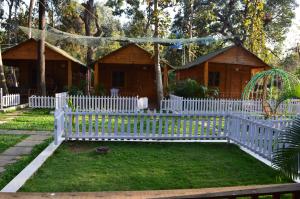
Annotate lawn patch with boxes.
[0,134,28,153]
[21,142,291,192]
[0,109,54,131]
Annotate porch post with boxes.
[204,61,209,86]
[67,60,72,89]
[94,62,99,88]
[163,65,168,94]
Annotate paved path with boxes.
[0,134,51,173]
[0,129,51,136]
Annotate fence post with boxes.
[0,88,2,110]
[54,109,64,145]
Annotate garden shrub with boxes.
[170,78,219,98]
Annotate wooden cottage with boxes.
[2,39,86,97]
[176,45,270,98]
[94,44,171,103]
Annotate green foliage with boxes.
[21,142,289,191]
[95,84,106,96]
[275,84,300,112]
[172,0,296,66]
[68,85,84,96]
[273,117,300,179]
[170,78,218,98]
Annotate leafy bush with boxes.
[273,116,300,179]
[170,78,219,98]
[68,85,84,96]
[95,84,106,96]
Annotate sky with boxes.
[284,0,300,51]
[6,0,300,51]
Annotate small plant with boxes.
[68,85,84,96]
[95,84,106,96]
[272,116,300,179]
[67,99,76,125]
[170,78,219,98]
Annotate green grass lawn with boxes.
[21,142,291,192]
[0,109,54,131]
[0,134,28,153]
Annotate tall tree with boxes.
[0,0,7,94]
[107,0,174,102]
[172,0,297,65]
[0,47,8,94]
[4,0,22,44]
[106,0,153,37]
[80,0,103,94]
[153,0,163,104]
[28,0,35,38]
[37,0,46,95]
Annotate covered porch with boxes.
[94,44,170,105]
[2,39,86,100]
[176,45,270,99]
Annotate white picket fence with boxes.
[54,109,65,145]
[0,88,20,109]
[29,96,55,108]
[161,95,300,114]
[29,94,147,112]
[67,95,139,112]
[227,114,287,161]
[55,92,68,110]
[53,106,299,175]
[62,110,228,140]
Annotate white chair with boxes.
[110,88,119,97]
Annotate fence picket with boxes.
[161,95,300,115]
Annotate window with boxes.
[208,72,220,87]
[112,71,125,88]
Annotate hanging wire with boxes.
[19,25,229,47]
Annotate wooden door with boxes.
[230,70,249,98]
[137,65,156,99]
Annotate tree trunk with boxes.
[7,1,13,44]
[153,0,164,105]
[82,0,94,95]
[37,0,46,96]
[188,0,194,62]
[0,47,8,95]
[28,0,36,38]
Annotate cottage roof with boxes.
[96,43,174,68]
[3,38,85,66]
[177,44,270,70]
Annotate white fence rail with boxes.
[29,94,146,112]
[0,88,20,109]
[227,114,286,161]
[63,110,227,141]
[54,109,65,145]
[67,95,139,112]
[29,96,55,108]
[53,108,299,175]
[161,95,300,114]
[55,92,68,110]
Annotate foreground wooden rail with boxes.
[0,184,299,199]
[162,183,300,199]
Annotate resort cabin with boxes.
[176,45,270,98]
[2,39,86,98]
[93,44,171,104]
